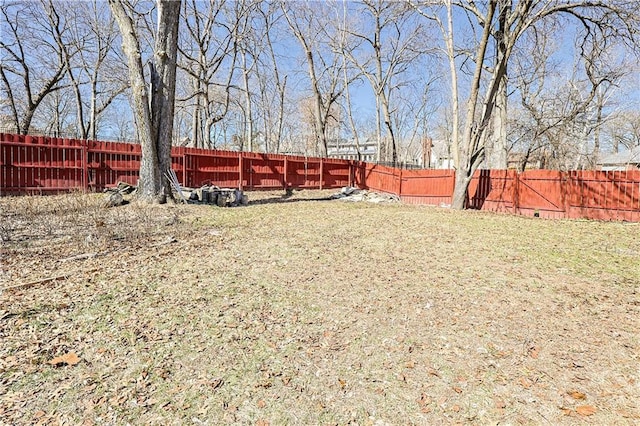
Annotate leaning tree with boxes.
[413,0,639,209]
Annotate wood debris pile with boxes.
[331,186,400,203]
[103,181,249,207]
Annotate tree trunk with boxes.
[241,48,253,152]
[306,50,327,157]
[191,78,201,148]
[343,62,361,161]
[485,0,510,169]
[89,73,98,140]
[375,95,382,162]
[452,168,472,209]
[380,90,397,165]
[487,77,508,168]
[450,1,496,209]
[109,0,181,203]
[152,0,181,201]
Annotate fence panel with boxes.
[354,163,399,194]
[516,170,566,218]
[399,168,454,206]
[567,170,640,221]
[242,153,285,189]
[184,148,240,188]
[322,158,351,189]
[1,135,85,193]
[87,140,141,190]
[468,169,516,213]
[286,156,322,189]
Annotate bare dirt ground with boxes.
[1,190,639,425]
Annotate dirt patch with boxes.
[1,190,639,424]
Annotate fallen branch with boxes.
[151,236,177,247]
[60,252,98,262]
[1,274,68,292]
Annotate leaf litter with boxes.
[1,190,639,424]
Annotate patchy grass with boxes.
[1,190,639,425]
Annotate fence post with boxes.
[562,171,571,219]
[82,140,89,191]
[513,170,519,215]
[182,150,187,188]
[319,158,324,190]
[398,166,403,198]
[238,151,244,190]
[283,156,288,189]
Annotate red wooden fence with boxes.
[1,133,639,222]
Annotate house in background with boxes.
[327,138,377,162]
[422,138,454,169]
[597,146,640,170]
[326,136,456,169]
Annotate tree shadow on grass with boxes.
[247,190,335,206]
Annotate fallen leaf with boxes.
[33,410,46,419]
[528,345,539,359]
[495,399,506,409]
[453,386,463,394]
[567,390,586,400]
[405,360,415,369]
[560,407,573,416]
[519,377,532,389]
[257,399,266,408]
[452,404,461,412]
[576,405,597,416]
[427,368,441,378]
[338,378,346,389]
[417,392,431,412]
[255,420,269,426]
[48,352,81,366]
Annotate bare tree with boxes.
[508,19,629,171]
[341,0,423,164]
[177,0,238,149]
[414,0,639,209]
[0,0,69,134]
[254,1,288,153]
[281,1,347,157]
[108,0,181,203]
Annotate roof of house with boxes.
[598,146,640,165]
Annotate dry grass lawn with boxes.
[1,190,639,425]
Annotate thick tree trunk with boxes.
[452,168,472,209]
[109,0,180,203]
[152,0,181,201]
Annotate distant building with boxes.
[506,152,542,170]
[597,146,640,171]
[327,138,377,162]
[326,136,456,169]
[424,138,454,169]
